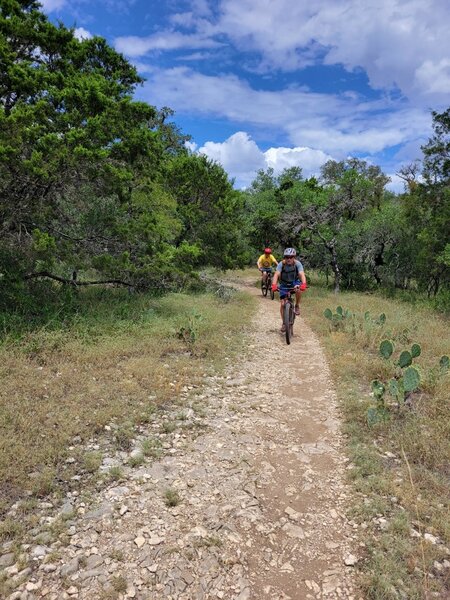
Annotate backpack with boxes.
[280,261,299,285]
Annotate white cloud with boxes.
[197,132,333,188]
[140,67,432,157]
[216,0,450,102]
[198,132,265,185]
[40,0,67,10]
[74,27,93,41]
[265,147,332,175]
[386,173,407,194]
[414,59,450,95]
[114,32,221,57]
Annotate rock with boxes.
[84,503,113,520]
[60,557,80,577]
[282,522,305,539]
[0,552,15,569]
[134,536,146,548]
[344,554,358,566]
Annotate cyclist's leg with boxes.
[279,287,288,331]
[294,280,301,314]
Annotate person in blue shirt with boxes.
[272,247,307,332]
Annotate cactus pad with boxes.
[403,366,420,392]
[398,350,412,368]
[440,355,449,372]
[411,343,421,358]
[379,340,394,359]
[324,308,333,320]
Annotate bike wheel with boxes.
[261,279,268,297]
[270,286,275,300]
[284,302,292,345]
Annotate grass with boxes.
[303,272,450,599]
[0,285,254,526]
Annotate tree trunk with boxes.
[329,244,341,293]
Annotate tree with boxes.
[277,160,390,292]
[0,0,192,308]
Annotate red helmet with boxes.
[264,247,271,254]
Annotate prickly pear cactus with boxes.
[403,366,420,392]
[379,340,394,359]
[411,343,421,358]
[398,350,412,368]
[440,355,449,373]
[324,308,333,320]
[371,379,385,399]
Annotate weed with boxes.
[109,549,125,562]
[0,517,24,542]
[83,451,103,473]
[114,424,134,451]
[164,488,181,507]
[128,454,145,468]
[111,575,127,593]
[162,421,176,434]
[140,437,162,458]
[30,467,57,497]
[106,466,124,482]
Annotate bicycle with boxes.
[260,269,274,298]
[275,286,297,344]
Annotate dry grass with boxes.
[0,286,254,514]
[303,275,450,599]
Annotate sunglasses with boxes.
[284,256,295,260]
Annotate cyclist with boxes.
[257,248,278,286]
[271,248,307,332]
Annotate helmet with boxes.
[264,247,272,254]
[283,247,296,257]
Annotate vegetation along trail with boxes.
[9,277,359,600]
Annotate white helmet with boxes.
[283,247,296,257]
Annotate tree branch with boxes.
[24,271,133,287]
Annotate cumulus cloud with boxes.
[216,0,450,102]
[140,67,432,157]
[196,132,333,188]
[198,132,265,186]
[414,59,450,95]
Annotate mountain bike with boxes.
[276,286,297,344]
[260,269,273,298]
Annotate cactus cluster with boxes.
[367,339,422,425]
[323,305,353,329]
[364,311,386,326]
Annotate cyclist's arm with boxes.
[300,271,306,285]
[272,271,280,286]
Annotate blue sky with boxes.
[41,0,450,191]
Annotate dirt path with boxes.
[5,280,359,600]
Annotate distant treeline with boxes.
[1,1,449,317]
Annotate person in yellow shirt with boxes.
[257,248,278,286]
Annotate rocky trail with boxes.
[2,279,360,600]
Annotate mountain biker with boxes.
[257,248,278,285]
[271,248,307,332]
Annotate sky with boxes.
[40,0,450,191]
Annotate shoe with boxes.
[294,305,300,315]
[281,324,286,333]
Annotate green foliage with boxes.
[440,355,449,373]
[177,311,203,349]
